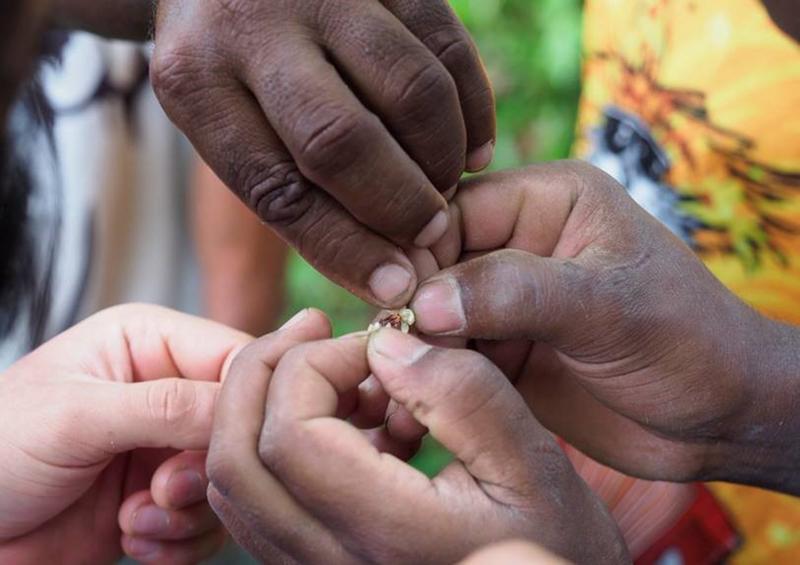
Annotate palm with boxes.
[483,339,708,481]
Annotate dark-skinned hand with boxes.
[410,161,800,494]
[206,309,628,564]
[149,0,495,308]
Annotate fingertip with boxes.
[163,468,208,509]
[368,263,416,307]
[280,308,333,338]
[123,534,163,562]
[414,210,450,249]
[410,277,466,336]
[368,328,431,367]
[304,308,334,335]
[466,140,495,173]
[119,490,153,535]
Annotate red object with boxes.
[636,484,740,565]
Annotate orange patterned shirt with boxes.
[574,0,800,562]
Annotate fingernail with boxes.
[369,264,413,305]
[414,210,449,248]
[126,537,162,559]
[132,506,170,536]
[280,309,308,330]
[370,328,431,365]
[443,185,458,201]
[166,469,206,507]
[466,141,495,172]
[411,278,465,335]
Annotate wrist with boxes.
[703,310,800,493]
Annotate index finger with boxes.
[241,39,450,248]
[206,309,351,562]
[30,304,253,384]
[258,336,439,544]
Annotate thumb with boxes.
[410,249,595,345]
[95,379,220,454]
[367,329,562,487]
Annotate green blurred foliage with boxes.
[282,0,584,473]
[453,0,583,168]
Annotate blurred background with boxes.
[284,0,584,338]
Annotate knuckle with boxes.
[235,158,315,227]
[227,339,264,367]
[274,345,311,377]
[562,159,621,197]
[427,27,476,67]
[295,110,370,181]
[450,349,500,395]
[147,379,197,427]
[431,350,505,417]
[255,347,311,466]
[256,419,299,470]
[393,59,455,112]
[256,431,281,468]
[150,43,198,105]
[206,451,240,497]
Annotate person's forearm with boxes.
[49,0,154,40]
[706,314,800,494]
[193,159,289,336]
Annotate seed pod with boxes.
[368,308,416,334]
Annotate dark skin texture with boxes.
[48,0,496,308]
[408,161,800,495]
[151,0,496,307]
[206,310,629,564]
[0,0,49,123]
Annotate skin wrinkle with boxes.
[185,89,246,141]
[395,59,453,111]
[292,111,372,187]
[375,180,434,237]
[293,200,353,266]
[425,26,475,62]
[213,326,629,563]
[246,164,313,227]
[297,111,365,170]
[388,7,494,156]
[311,5,466,191]
[146,0,494,307]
